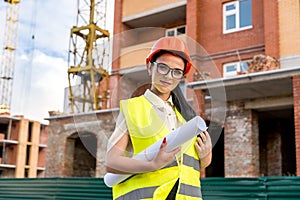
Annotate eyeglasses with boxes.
[152,62,184,80]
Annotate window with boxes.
[223,60,249,77]
[223,0,252,33]
[166,25,186,37]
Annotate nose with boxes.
[164,70,173,79]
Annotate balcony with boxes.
[122,0,186,28]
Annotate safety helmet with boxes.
[146,37,192,75]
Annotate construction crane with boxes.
[67,0,110,113]
[0,0,21,114]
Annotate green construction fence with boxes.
[0,176,299,199]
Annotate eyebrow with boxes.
[155,62,184,71]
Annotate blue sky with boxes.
[0,1,114,123]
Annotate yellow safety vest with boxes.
[113,96,202,200]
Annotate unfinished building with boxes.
[46,0,300,178]
[0,115,48,178]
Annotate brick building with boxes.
[45,110,118,177]
[46,0,300,178]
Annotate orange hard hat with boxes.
[146,37,192,75]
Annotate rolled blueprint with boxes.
[104,116,207,187]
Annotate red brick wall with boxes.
[198,0,264,52]
[6,145,17,165]
[38,148,47,167]
[39,126,48,145]
[45,110,117,178]
[266,125,282,176]
[113,0,122,36]
[293,75,300,175]
[186,0,201,41]
[186,0,200,90]
[110,0,123,108]
[225,101,259,177]
[194,0,266,74]
[10,122,19,140]
[263,0,280,59]
[193,89,206,119]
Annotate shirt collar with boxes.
[144,89,174,109]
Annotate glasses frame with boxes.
[152,62,185,80]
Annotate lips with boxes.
[160,80,172,86]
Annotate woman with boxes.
[105,37,212,200]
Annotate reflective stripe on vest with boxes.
[178,183,202,198]
[182,153,200,172]
[116,186,158,200]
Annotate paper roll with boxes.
[104,116,207,187]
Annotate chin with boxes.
[153,83,174,94]
[156,86,171,94]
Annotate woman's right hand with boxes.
[151,137,180,170]
[106,135,180,174]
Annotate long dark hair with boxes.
[171,84,196,121]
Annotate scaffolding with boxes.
[0,0,21,114]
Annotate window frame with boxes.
[223,0,253,34]
[223,60,250,77]
[165,25,186,37]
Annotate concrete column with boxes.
[15,119,28,178]
[224,101,259,177]
[28,122,41,177]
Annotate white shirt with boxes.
[107,89,180,152]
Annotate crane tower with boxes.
[67,0,110,113]
[0,0,21,113]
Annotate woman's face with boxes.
[149,53,185,100]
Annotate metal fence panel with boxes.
[0,177,299,199]
[201,177,266,200]
[262,177,300,200]
[0,178,112,200]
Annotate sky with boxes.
[0,1,114,124]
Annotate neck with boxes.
[150,88,170,101]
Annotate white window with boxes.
[166,25,186,37]
[223,60,249,77]
[223,0,252,34]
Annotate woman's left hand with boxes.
[194,131,212,159]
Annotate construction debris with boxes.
[248,54,280,73]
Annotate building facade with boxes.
[110,0,300,177]
[46,0,300,178]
